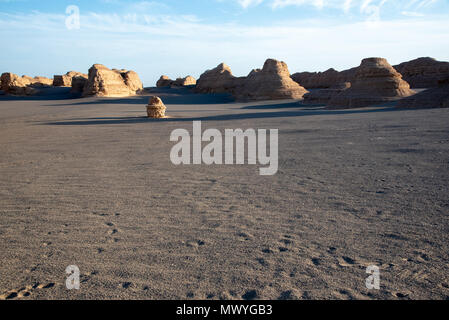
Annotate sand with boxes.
[0,87,448,300]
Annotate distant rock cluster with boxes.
[194,58,308,101]
[1,56,448,109]
[0,73,53,95]
[156,75,196,87]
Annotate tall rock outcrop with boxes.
[329,58,415,108]
[235,59,308,101]
[82,64,143,97]
[393,57,449,88]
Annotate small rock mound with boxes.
[146,96,166,118]
[235,59,308,101]
[329,58,415,108]
[82,64,143,97]
[397,78,449,109]
[394,57,449,88]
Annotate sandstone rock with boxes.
[235,59,308,101]
[195,63,244,94]
[82,64,143,97]
[32,76,53,86]
[394,57,449,88]
[70,76,88,94]
[53,71,87,87]
[0,72,38,95]
[173,76,196,87]
[397,78,449,109]
[121,70,144,93]
[146,96,166,118]
[291,67,357,89]
[329,58,415,108]
[156,75,173,87]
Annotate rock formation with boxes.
[0,72,38,95]
[156,75,197,87]
[397,78,449,109]
[303,82,351,104]
[173,76,196,87]
[82,64,143,97]
[156,75,173,87]
[328,58,415,108]
[235,59,308,101]
[393,57,449,88]
[195,63,245,94]
[32,76,53,86]
[291,67,357,89]
[70,76,88,94]
[146,96,166,118]
[53,71,87,87]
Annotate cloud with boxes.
[0,4,448,85]
[237,0,264,8]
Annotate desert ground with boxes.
[0,86,448,300]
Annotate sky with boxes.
[0,0,448,86]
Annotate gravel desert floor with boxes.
[0,87,448,300]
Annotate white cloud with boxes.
[0,6,448,85]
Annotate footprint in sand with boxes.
[0,282,55,300]
[186,240,206,248]
[337,256,357,267]
[237,232,252,241]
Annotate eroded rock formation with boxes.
[82,64,143,97]
[397,78,449,109]
[53,71,87,87]
[0,73,38,95]
[235,59,308,101]
[329,58,415,108]
[195,63,245,95]
[291,67,357,89]
[146,96,166,118]
[393,57,449,88]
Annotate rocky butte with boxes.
[329,57,415,108]
[82,64,143,97]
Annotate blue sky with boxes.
[1,0,448,86]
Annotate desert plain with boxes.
[0,84,448,300]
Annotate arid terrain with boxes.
[0,86,448,300]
